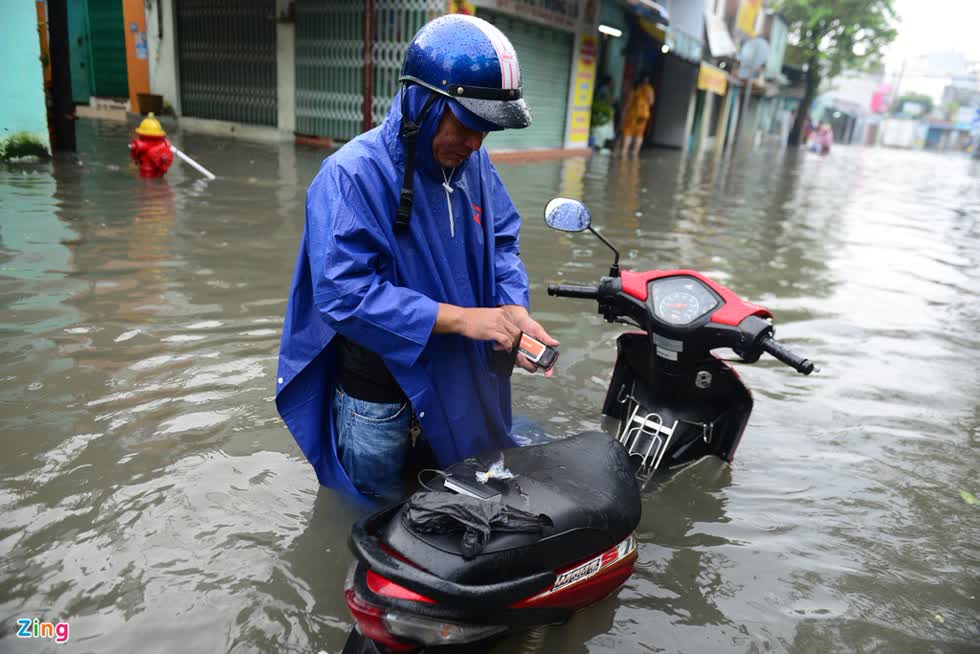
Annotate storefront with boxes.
[689,9,736,152]
[595,0,630,126]
[648,0,703,149]
[176,0,278,126]
[294,1,443,141]
[610,0,706,150]
[150,0,597,151]
[688,62,727,150]
[472,0,598,151]
[477,10,575,150]
[293,0,591,151]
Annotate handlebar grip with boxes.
[760,336,814,375]
[547,284,600,299]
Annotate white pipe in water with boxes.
[170,145,216,180]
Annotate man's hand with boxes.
[499,305,560,376]
[434,304,522,352]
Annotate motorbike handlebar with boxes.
[547,283,600,299]
[759,336,814,375]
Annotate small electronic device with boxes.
[443,475,501,501]
[518,333,559,371]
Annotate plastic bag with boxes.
[404,492,552,559]
[475,453,515,483]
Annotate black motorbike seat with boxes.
[383,431,641,586]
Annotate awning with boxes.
[705,13,736,58]
[622,0,670,27]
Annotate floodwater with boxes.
[1,119,978,653]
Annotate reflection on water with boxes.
[1,120,978,653]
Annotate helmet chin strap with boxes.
[395,86,440,232]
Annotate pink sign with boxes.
[871,84,892,113]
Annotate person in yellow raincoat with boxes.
[618,75,655,158]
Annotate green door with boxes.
[86,0,129,97]
[479,12,573,150]
[67,0,91,104]
[176,0,278,126]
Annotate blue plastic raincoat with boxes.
[276,87,529,499]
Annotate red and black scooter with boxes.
[342,199,813,653]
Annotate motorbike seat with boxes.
[383,431,641,586]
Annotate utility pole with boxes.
[362,0,375,134]
[890,58,906,112]
[47,0,76,151]
[732,76,754,151]
[730,37,768,153]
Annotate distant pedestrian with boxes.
[818,122,834,155]
[619,74,655,157]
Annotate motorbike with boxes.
[341,198,814,653]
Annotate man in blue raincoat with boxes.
[276,15,558,502]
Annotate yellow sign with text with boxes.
[697,63,727,96]
[568,34,598,145]
[736,0,761,37]
[573,35,597,106]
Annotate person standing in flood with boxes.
[619,74,655,158]
[818,122,834,155]
[275,15,558,504]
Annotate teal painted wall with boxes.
[0,1,50,154]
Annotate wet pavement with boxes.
[1,119,978,653]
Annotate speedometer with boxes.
[657,291,702,325]
[650,276,721,326]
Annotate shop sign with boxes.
[698,63,727,96]
[567,34,598,145]
[736,0,761,37]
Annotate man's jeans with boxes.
[333,387,412,501]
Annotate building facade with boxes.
[1,1,50,158]
[136,0,600,152]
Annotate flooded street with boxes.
[2,119,978,653]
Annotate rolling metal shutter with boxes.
[294,0,441,141]
[294,0,364,139]
[176,0,278,126]
[479,12,573,150]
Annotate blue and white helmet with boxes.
[400,14,532,131]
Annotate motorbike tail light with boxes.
[366,570,436,604]
[345,586,506,650]
[382,612,506,647]
[344,588,416,652]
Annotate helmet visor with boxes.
[447,100,499,133]
[453,95,532,131]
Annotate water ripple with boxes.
[2,122,978,653]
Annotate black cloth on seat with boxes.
[404,492,552,559]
